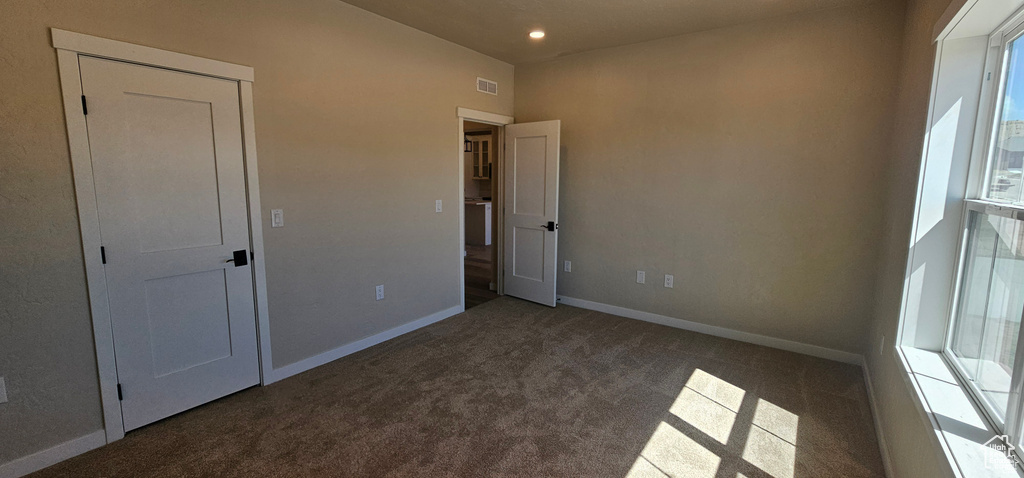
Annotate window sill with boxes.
[896,346,1023,478]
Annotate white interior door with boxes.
[80,56,260,431]
[503,120,560,306]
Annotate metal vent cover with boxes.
[477,77,498,95]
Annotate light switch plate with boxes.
[636,271,645,284]
[271,209,284,228]
[435,200,443,213]
[564,261,571,272]
[0,377,8,404]
[664,274,674,288]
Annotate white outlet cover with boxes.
[636,271,645,284]
[375,284,384,301]
[0,377,7,404]
[271,209,284,228]
[564,261,571,272]
[664,274,674,288]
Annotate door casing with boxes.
[53,28,273,443]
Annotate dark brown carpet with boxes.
[34,297,884,477]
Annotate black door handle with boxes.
[546,221,558,232]
[226,249,249,267]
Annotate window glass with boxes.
[950,211,1024,419]
[988,33,1024,202]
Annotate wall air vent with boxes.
[477,77,498,95]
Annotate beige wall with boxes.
[515,1,905,354]
[0,0,512,464]
[866,0,960,476]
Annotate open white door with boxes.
[503,120,560,306]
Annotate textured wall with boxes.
[866,0,962,476]
[0,0,512,464]
[514,1,905,354]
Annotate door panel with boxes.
[511,135,548,216]
[80,56,259,431]
[512,227,546,281]
[145,270,233,378]
[125,94,224,252]
[503,120,560,307]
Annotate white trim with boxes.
[51,29,253,82]
[52,31,270,443]
[893,347,998,478]
[861,359,896,478]
[457,119,467,311]
[556,295,863,364]
[239,81,275,386]
[457,107,513,126]
[268,305,462,383]
[0,430,106,478]
[935,0,973,41]
[55,48,125,443]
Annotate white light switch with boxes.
[271,209,284,228]
[564,261,571,272]
[636,271,645,284]
[0,377,7,404]
[435,200,443,213]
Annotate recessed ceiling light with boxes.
[529,30,545,39]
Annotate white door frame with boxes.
[456,108,513,309]
[52,29,273,443]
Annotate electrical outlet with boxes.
[636,270,645,284]
[375,285,384,301]
[664,274,674,288]
[564,260,571,272]
[0,377,7,404]
[271,209,284,228]
[435,200,443,213]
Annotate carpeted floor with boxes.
[34,297,884,477]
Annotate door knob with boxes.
[226,249,249,267]
[544,221,558,232]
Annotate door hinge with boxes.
[81,95,88,115]
[100,246,107,264]
[117,383,123,400]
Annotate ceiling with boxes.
[340,0,877,64]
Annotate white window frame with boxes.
[942,8,1024,449]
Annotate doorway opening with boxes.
[458,108,561,309]
[463,120,501,309]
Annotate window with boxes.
[949,210,1022,421]
[946,17,1024,447]
[985,27,1024,202]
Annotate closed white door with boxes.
[503,120,561,307]
[80,56,260,431]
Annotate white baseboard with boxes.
[556,295,863,364]
[861,358,895,478]
[267,305,463,384]
[0,429,106,478]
